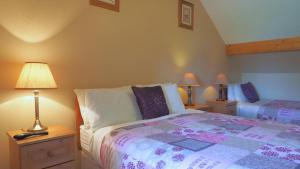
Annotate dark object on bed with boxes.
[132,86,169,119]
[241,82,260,103]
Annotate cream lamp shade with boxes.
[215,73,228,85]
[180,72,200,86]
[179,72,201,106]
[15,62,57,89]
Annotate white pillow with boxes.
[75,83,185,131]
[162,84,185,114]
[227,83,247,102]
[227,84,236,101]
[76,86,142,132]
[74,89,90,129]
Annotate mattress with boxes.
[80,125,94,152]
[80,109,205,167]
[82,109,300,169]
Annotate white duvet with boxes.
[237,100,270,119]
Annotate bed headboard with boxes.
[75,97,83,149]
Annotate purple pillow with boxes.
[240,82,260,103]
[132,86,169,119]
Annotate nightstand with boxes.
[185,103,212,112]
[206,100,237,115]
[7,126,76,169]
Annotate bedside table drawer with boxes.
[21,137,75,169]
[226,105,236,115]
[207,101,237,116]
[46,161,76,169]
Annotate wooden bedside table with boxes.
[185,103,212,112]
[7,126,76,169]
[206,100,237,115]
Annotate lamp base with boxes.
[28,119,48,132]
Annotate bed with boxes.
[76,84,300,169]
[229,83,300,125]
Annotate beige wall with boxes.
[0,0,227,168]
[229,51,300,100]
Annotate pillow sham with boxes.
[241,82,260,103]
[132,86,169,119]
[136,83,185,114]
[234,84,248,102]
[80,86,143,132]
[162,84,185,114]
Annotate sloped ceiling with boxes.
[201,0,300,44]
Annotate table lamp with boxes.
[215,73,228,101]
[15,62,57,132]
[179,72,200,106]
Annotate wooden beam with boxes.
[227,37,300,56]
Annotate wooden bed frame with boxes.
[75,97,83,149]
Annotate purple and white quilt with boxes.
[99,112,300,169]
[257,100,300,125]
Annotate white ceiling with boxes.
[201,0,300,44]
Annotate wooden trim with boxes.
[90,0,120,12]
[9,137,20,169]
[75,97,83,150]
[227,37,300,56]
[7,126,75,146]
[178,0,194,30]
[185,104,212,112]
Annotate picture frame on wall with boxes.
[178,0,194,30]
[90,0,120,12]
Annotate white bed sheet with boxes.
[80,126,94,152]
[237,100,270,119]
[80,109,204,167]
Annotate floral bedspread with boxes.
[257,100,300,125]
[100,112,300,169]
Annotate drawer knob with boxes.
[47,151,54,158]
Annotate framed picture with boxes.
[90,0,120,12]
[178,0,194,30]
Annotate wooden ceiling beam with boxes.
[226,37,300,56]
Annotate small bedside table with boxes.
[185,103,212,112]
[7,126,76,169]
[206,100,237,115]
